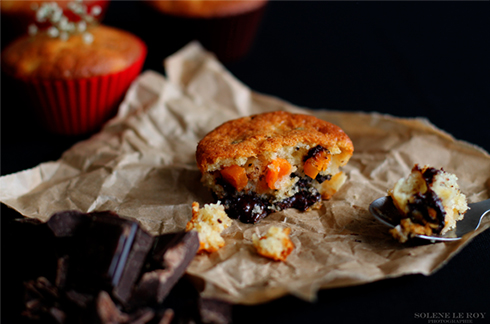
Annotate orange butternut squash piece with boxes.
[304,151,331,179]
[221,165,248,191]
[266,158,292,189]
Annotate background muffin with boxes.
[1,0,110,48]
[1,23,146,135]
[139,0,267,63]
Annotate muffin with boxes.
[140,0,267,62]
[252,226,294,262]
[0,0,109,48]
[2,22,146,135]
[186,202,233,253]
[389,165,468,242]
[196,111,354,223]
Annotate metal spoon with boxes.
[369,196,490,242]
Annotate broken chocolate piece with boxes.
[112,225,154,304]
[198,298,233,324]
[47,210,87,237]
[130,231,199,306]
[22,277,61,322]
[18,211,208,324]
[58,211,153,305]
[96,291,130,324]
[158,309,175,324]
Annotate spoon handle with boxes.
[462,199,490,234]
[468,198,490,216]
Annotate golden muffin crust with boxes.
[1,0,68,13]
[1,25,145,79]
[196,111,354,173]
[143,0,267,18]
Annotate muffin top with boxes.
[1,0,103,14]
[143,0,267,18]
[1,25,145,79]
[1,0,65,14]
[196,111,354,172]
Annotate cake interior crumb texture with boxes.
[196,111,354,223]
[186,202,232,253]
[252,226,294,262]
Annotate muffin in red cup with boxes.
[0,0,110,48]
[140,0,268,62]
[1,22,147,135]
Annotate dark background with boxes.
[2,1,489,324]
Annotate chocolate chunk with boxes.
[47,210,87,237]
[315,173,332,184]
[49,307,66,324]
[158,309,175,324]
[55,256,69,290]
[22,277,60,321]
[19,211,207,324]
[275,188,321,212]
[127,307,155,324]
[95,291,130,324]
[112,224,154,304]
[65,290,94,309]
[303,145,329,162]
[198,298,232,324]
[130,231,199,306]
[47,211,154,305]
[225,195,270,223]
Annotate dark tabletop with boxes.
[2,2,489,324]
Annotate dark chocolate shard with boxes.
[112,223,154,304]
[55,256,69,289]
[95,291,130,324]
[49,307,66,324]
[65,290,94,309]
[127,307,155,324]
[131,231,199,306]
[47,210,87,237]
[22,277,60,321]
[55,211,154,305]
[198,298,233,324]
[158,309,175,324]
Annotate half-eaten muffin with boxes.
[196,111,354,223]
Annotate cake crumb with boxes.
[252,226,294,262]
[186,202,232,253]
[389,164,468,242]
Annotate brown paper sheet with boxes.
[1,43,489,304]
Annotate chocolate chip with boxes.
[315,174,332,184]
[225,195,270,223]
[303,145,329,162]
[275,188,321,212]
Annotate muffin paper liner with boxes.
[19,41,147,135]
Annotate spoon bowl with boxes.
[369,197,490,242]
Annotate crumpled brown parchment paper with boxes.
[1,43,489,304]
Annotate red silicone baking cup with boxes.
[19,41,147,135]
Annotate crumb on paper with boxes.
[186,202,232,253]
[252,226,294,262]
